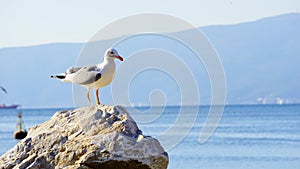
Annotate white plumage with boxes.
[51,48,124,105]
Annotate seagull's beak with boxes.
[115,55,124,61]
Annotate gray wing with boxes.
[0,85,7,94]
[66,66,81,74]
[70,66,102,85]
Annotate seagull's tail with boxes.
[50,75,66,79]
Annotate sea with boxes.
[0,104,299,169]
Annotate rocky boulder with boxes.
[0,105,168,169]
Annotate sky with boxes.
[0,0,299,48]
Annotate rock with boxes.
[0,105,168,169]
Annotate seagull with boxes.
[50,48,124,105]
[0,85,8,94]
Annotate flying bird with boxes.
[0,85,8,94]
[51,48,124,105]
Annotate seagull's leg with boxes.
[96,89,101,105]
[86,90,91,103]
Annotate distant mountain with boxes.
[201,13,300,104]
[0,43,83,107]
[0,13,299,107]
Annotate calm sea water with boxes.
[0,105,299,169]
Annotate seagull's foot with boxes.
[96,89,101,105]
[86,91,91,103]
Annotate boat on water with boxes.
[0,104,19,109]
[0,85,19,109]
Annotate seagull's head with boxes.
[105,48,124,61]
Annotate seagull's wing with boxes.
[66,66,81,74]
[70,65,102,85]
[0,86,7,94]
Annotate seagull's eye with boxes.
[110,51,114,55]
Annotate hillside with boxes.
[0,13,299,107]
[202,13,300,104]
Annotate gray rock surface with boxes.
[0,105,168,169]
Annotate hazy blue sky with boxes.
[0,0,299,47]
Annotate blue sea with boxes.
[0,104,299,169]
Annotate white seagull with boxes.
[51,48,124,105]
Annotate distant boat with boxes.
[0,104,19,109]
[14,111,27,140]
[0,85,19,109]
